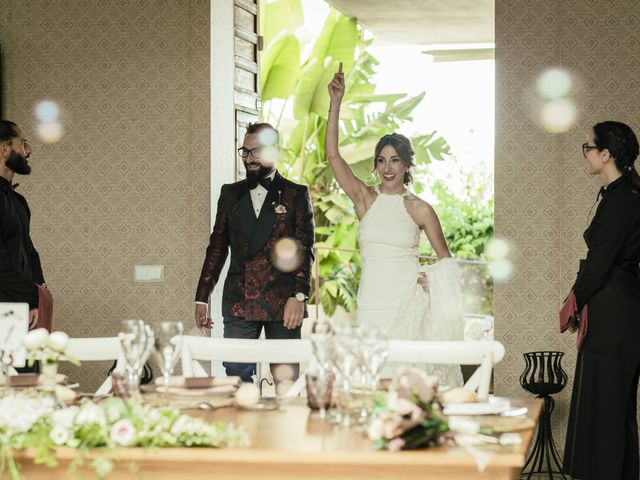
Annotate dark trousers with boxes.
[222,316,301,383]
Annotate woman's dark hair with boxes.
[0,120,19,143]
[593,121,640,192]
[372,133,415,185]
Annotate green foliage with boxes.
[420,171,494,315]
[261,1,494,316]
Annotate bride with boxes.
[325,64,464,386]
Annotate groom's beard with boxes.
[6,149,31,175]
[244,161,273,181]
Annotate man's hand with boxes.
[195,304,213,331]
[28,308,39,329]
[283,297,304,329]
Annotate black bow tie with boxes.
[248,176,272,190]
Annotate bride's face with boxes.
[375,145,405,187]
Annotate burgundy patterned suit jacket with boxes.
[195,171,314,321]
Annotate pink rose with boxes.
[387,437,406,452]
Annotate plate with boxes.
[140,384,236,397]
[443,396,511,416]
[237,396,280,411]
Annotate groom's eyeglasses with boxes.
[238,146,263,159]
[582,143,598,157]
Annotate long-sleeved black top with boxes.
[573,175,640,310]
[0,176,44,308]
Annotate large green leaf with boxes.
[260,0,303,52]
[293,11,358,119]
[261,32,301,101]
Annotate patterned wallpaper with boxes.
[1,0,210,390]
[495,0,640,450]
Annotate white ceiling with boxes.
[327,0,494,46]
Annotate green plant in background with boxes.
[420,168,494,314]
[260,0,492,316]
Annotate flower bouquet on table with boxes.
[0,392,250,480]
[368,369,452,451]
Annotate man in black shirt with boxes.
[0,120,46,329]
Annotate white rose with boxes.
[47,331,69,352]
[235,383,260,408]
[50,425,70,446]
[52,406,79,429]
[393,398,415,416]
[75,403,106,426]
[110,419,136,446]
[367,418,384,442]
[22,328,49,350]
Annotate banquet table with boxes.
[16,397,542,480]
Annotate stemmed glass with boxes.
[153,321,184,395]
[360,328,390,392]
[329,325,361,426]
[118,320,154,396]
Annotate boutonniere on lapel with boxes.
[274,190,287,214]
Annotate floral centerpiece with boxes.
[368,369,452,451]
[0,392,249,480]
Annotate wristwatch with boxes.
[293,292,308,302]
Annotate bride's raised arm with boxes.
[325,63,370,217]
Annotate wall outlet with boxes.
[134,265,164,283]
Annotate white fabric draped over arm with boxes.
[394,257,464,341]
[419,257,464,341]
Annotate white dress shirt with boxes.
[249,170,276,218]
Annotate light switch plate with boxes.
[134,265,164,283]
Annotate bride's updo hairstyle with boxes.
[373,133,415,185]
[593,121,640,193]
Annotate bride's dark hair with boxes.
[372,133,415,185]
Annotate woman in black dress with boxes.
[563,121,640,479]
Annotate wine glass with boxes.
[153,321,184,395]
[118,320,153,396]
[361,328,390,392]
[329,328,360,426]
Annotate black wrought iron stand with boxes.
[519,351,568,479]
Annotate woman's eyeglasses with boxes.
[582,143,598,157]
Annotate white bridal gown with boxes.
[356,187,464,387]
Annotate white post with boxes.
[209,0,236,376]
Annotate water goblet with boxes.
[153,321,184,395]
[118,319,151,396]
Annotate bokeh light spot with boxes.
[273,237,301,272]
[537,68,572,99]
[258,128,278,147]
[540,99,577,134]
[35,100,60,123]
[36,121,64,143]
[484,237,511,261]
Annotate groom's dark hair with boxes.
[245,122,279,144]
[373,132,415,185]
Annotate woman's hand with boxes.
[417,272,429,293]
[328,62,345,105]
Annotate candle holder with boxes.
[519,351,568,480]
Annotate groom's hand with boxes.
[283,297,304,329]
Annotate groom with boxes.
[194,123,314,384]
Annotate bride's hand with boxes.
[417,272,429,292]
[328,62,345,104]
